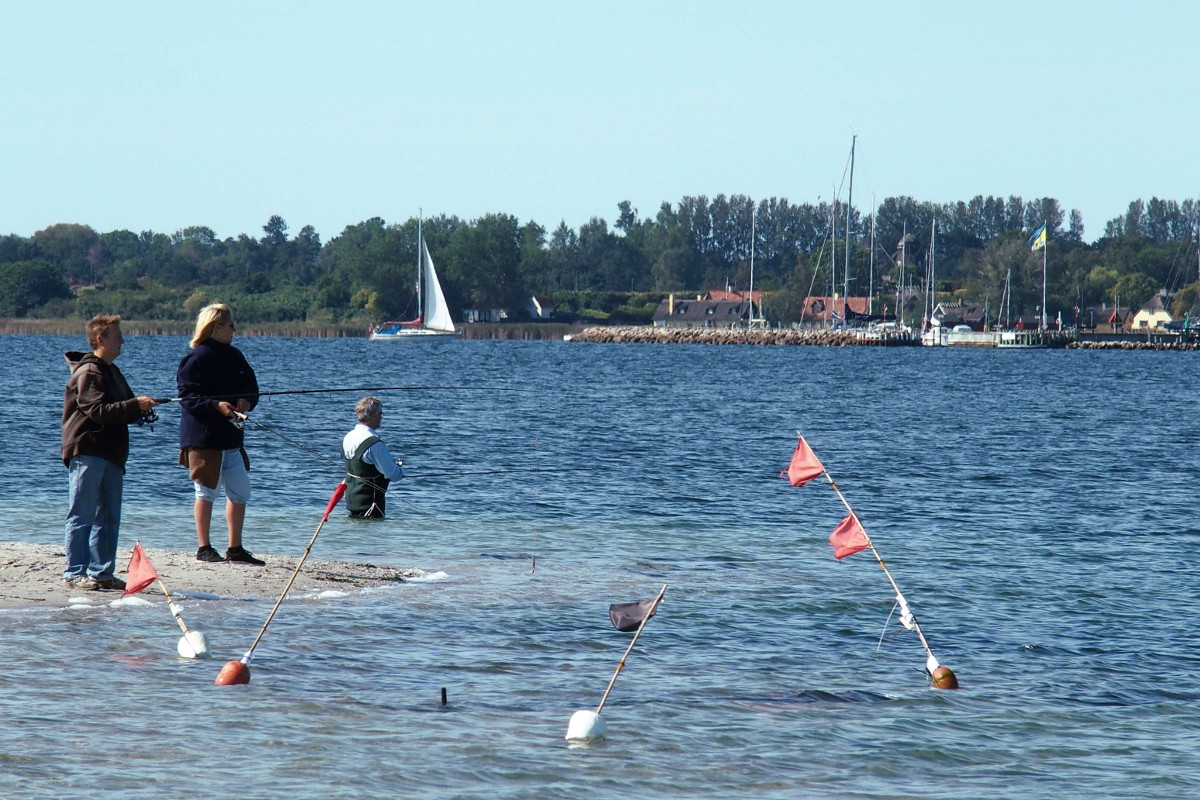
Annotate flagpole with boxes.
[594,583,668,715]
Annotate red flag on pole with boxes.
[784,436,826,487]
[322,482,347,521]
[123,541,159,595]
[829,513,869,560]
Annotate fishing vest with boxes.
[344,435,389,518]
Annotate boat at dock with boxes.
[916,320,1071,349]
[996,330,1069,349]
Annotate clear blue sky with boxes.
[2,1,1195,244]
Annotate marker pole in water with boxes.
[157,578,210,659]
[566,584,668,742]
[215,482,347,686]
[123,541,210,659]
[822,472,959,690]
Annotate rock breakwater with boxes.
[567,326,898,346]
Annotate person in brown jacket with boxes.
[61,315,158,590]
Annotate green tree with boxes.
[547,222,584,290]
[518,221,551,294]
[262,215,288,247]
[1110,272,1157,308]
[0,259,71,315]
[292,224,322,284]
[445,213,524,309]
[31,224,99,284]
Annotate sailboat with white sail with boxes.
[370,218,459,340]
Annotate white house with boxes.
[1131,291,1173,330]
[527,296,555,320]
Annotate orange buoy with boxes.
[931,665,959,690]
[215,660,250,686]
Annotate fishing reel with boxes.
[136,409,159,431]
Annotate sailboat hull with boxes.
[370,327,460,340]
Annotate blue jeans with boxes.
[63,455,124,581]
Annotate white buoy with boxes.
[565,709,607,742]
[177,630,211,659]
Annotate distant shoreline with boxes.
[6,319,1197,349]
[0,319,586,340]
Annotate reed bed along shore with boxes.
[0,318,367,337]
[0,319,584,340]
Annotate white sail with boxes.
[421,240,456,332]
[370,227,460,340]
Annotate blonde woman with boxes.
[176,304,263,564]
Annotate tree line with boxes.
[2,194,1198,325]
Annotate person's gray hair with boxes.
[355,396,382,423]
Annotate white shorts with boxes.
[194,448,252,504]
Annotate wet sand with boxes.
[0,541,417,610]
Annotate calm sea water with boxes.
[1,332,1199,799]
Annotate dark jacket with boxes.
[176,339,259,451]
[61,351,143,469]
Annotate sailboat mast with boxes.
[844,135,855,321]
[417,209,424,323]
[829,198,837,328]
[899,223,907,328]
[749,203,756,325]
[1004,268,1012,328]
[929,217,936,328]
[868,195,875,316]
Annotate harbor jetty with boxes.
[567,326,917,346]
[567,326,1200,350]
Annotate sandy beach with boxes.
[0,541,418,610]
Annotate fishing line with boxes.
[233,413,437,520]
[238,414,574,481]
[234,413,576,521]
[876,601,907,652]
[154,385,512,404]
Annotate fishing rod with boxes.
[152,385,512,404]
[231,412,574,522]
[235,413,573,482]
